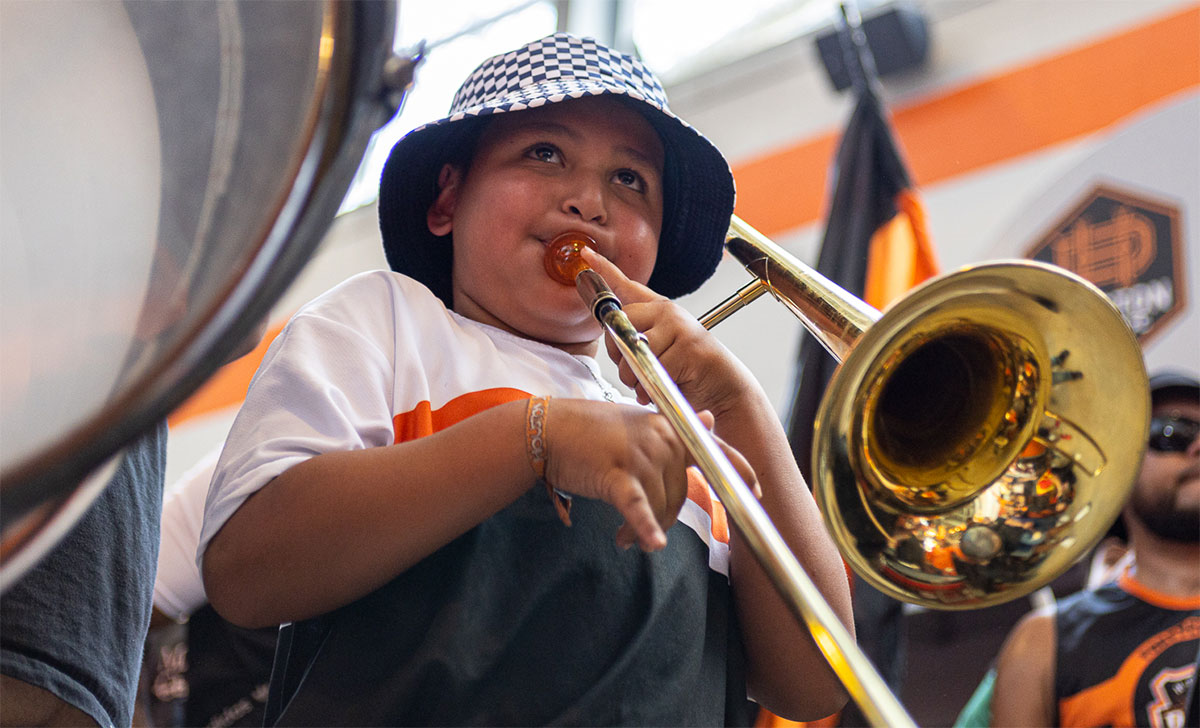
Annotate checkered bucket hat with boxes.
[378,33,736,305]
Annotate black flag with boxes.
[776,85,937,728]
[784,87,936,484]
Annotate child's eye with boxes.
[613,169,645,192]
[527,144,561,164]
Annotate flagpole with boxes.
[836,2,882,96]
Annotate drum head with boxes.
[0,0,404,583]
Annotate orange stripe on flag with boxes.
[864,189,940,309]
[392,388,530,443]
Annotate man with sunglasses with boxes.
[990,371,1199,728]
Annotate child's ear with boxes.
[427,164,462,236]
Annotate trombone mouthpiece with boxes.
[544,232,598,285]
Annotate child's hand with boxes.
[579,247,757,420]
[543,398,756,551]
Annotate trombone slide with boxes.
[572,267,916,728]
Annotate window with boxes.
[338,0,853,213]
[339,1,558,213]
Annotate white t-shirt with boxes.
[154,448,218,621]
[199,270,729,575]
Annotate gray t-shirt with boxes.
[1,422,167,728]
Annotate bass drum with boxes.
[0,0,413,588]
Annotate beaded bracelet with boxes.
[526,395,571,526]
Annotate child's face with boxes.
[428,95,665,352]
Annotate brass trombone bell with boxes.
[545,220,1149,727]
[708,217,1149,610]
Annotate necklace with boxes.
[574,356,617,402]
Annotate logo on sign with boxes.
[1026,184,1186,342]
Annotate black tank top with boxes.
[1055,572,1200,727]
[268,490,751,726]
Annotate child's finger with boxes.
[612,356,651,404]
[615,523,636,550]
[606,338,666,407]
[579,246,661,306]
[606,474,668,552]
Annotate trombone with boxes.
[544,216,1149,727]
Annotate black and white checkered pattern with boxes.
[413,34,685,134]
[378,33,736,304]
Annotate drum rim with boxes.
[0,0,404,586]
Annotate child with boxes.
[200,33,853,725]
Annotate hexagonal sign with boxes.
[1025,184,1186,342]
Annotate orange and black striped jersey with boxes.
[1056,570,1200,727]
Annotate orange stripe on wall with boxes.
[733,5,1200,237]
[167,322,286,427]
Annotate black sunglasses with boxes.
[1148,415,1200,453]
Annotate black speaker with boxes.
[815,2,930,91]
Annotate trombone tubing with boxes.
[572,268,916,728]
[702,218,880,361]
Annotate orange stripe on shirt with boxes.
[1059,671,1138,728]
[396,390,732,545]
[686,469,730,545]
[1119,571,1200,611]
[1058,616,1200,727]
[392,388,531,443]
